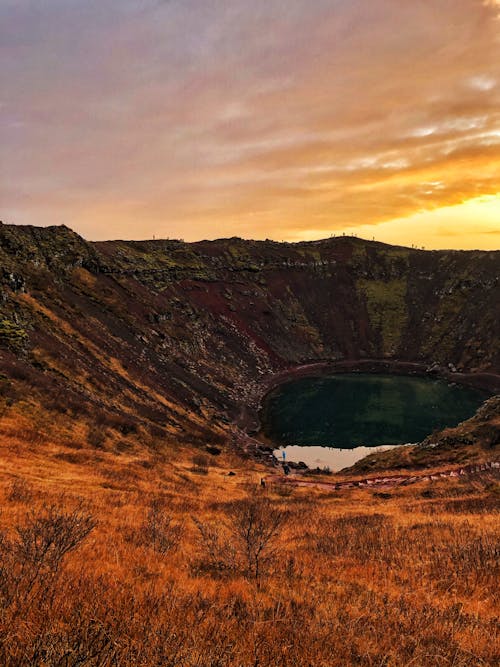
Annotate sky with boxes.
[1,0,499,249]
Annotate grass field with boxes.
[0,403,498,666]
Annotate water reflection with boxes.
[261,373,489,469]
[273,444,399,470]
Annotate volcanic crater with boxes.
[0,221,499,469]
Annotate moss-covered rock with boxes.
[358,278,408,356]
[0,317,27,351]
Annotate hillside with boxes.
[0,221,499,461]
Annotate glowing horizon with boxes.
[1,1,499,249]
[291,194,500,251]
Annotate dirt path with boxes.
[265,460,500,491]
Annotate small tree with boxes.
[224,495,285,583]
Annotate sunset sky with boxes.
[1,0,499,248]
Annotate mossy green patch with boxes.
[421,293,466,360]
[0,317,27,351]
[358,279,408,356]
[297,247,322,262]
[349,243,367,266]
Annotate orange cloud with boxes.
[1,0,499,248]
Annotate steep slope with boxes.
[0,221,499,454]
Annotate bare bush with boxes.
[141,499,183,555]
[192,496,285,582]
[0,502,96,611]
[15,504,96,570]
[191,454,209,475]
[224,496,286,582]
[191,518,237,577]
[24,617,117,667]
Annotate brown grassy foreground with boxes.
[0,405,499,666]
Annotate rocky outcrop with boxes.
[343,395,500,475]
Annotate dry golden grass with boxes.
[0,406,499,666]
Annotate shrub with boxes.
[191,518,237,577]
[141,499,183,555]
[0,502,96,611]
[224,495,285,582]
[191,454,209,475]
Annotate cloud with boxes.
[1,0,499,247]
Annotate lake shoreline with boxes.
[234,359,499,470]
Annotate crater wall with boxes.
[1,222,498,442]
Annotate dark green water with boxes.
[261,373,488,451]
